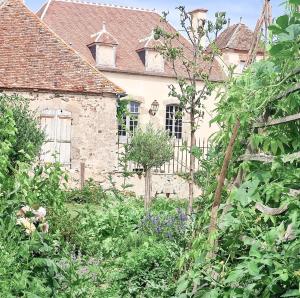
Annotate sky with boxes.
[26,0,286,29]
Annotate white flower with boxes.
[16,217,27,226]
[25,223,36,235]
[35,207,47,220]
[17,217,36,234]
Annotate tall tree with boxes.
[155,7,227,214]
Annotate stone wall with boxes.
[2,89,119,185]
[113,172,201,198]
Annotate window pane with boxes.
[130,102,139,114]
[166,104,182,139]
[118,101,140,139]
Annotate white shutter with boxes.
[57,111,71,167]
[40,109,72,168]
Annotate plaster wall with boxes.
[102,71,220,143]
[146,50,165,73]
[96,44,116,68]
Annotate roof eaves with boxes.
[0,85,122,96]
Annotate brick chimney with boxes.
[189,8,208,47]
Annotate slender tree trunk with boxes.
[208,119,240,253]
[188,112,196,215]
[144,169,152,211]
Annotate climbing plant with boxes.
[174,1,300,296]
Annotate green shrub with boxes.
[0,94,45,166]
[66,179,108,204]
[0,104,85,296]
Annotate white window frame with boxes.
[118,101,140,143]
[166,104,183,139]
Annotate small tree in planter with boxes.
[125,126,173,210]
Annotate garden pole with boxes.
[208,119,240,252]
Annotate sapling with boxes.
[125,126,173,210]
[154,7,227,214]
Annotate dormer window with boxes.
[88,22,118,68]
[137,31,164,73]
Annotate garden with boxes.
[0,0,299,297]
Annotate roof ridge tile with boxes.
[55,0,156,13]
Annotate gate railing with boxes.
[117,138,210,175]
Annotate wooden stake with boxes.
[80,162,85,189]
[208,120,241,249]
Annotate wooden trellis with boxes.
[238,102,300,198]
[208,0,300,243]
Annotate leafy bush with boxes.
[66,179,108,204]
[0,104,88,296]
[55,192,189,297]
[0,94,45,166]
[0,103,187,297]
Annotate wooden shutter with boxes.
[40,109,71,168]
[56,110,71,167]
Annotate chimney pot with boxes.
[189,8,208,46]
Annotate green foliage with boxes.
[66,179,108,204]
[177,4,300,297]
[0,94,45,166]
[54,195,188,297]
[125,125,173,171]
[0,103,100,296]
[1,4,300,297]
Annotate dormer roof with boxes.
[88,22,118,46]
[37,0,226,81]
[137,30,162,52]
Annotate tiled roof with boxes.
[214,23,264,52]
[0,0,124,94]
[38,0,226,82]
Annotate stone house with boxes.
[0,0,262,197]
[0,0,125,185]
[36,0,262,197]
